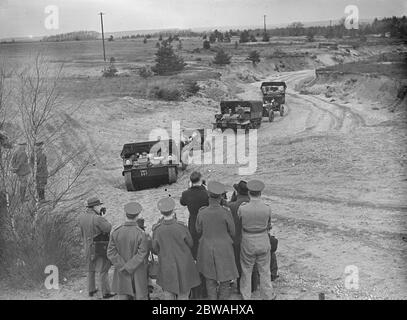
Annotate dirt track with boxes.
[1,61,406,299]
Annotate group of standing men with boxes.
[80,170,277,300]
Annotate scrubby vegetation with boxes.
[0,57,89,288]
[152,41,186,75]
[248,50,261,65]
[213,49,231,65]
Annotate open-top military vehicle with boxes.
[121,130,208,191]
[260,81,287,122]
[121,139,183,191]
[212,101,263,132]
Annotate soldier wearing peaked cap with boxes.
[79,197,114,299]
[107,202,149,300]
[227,180,250,289]
[152,197,200,300]
[238,180,276,300]
[195,181,238,300]
[30,141,48,201]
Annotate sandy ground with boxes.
[0,41,406,300]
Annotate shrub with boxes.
[213,49,231,65]
[139,66,154,78]
[248,50,261,65]
[203,40,211,49]
[155,87,181,101]
[0,202,82,287]
[262,33,270,42]
[239,30,250,43]
[184,80,200,96]
[152,41,186,75]
[249,35,257,42]
[102,62,118,77]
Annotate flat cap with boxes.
[207,181,226,195]
[157,197,176,213]
[124,202,143,216]
[247,180,265,192]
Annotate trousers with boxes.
[163,290,190,300]
[240,244,274,300]
[88,256,111,296]
[205,278,231,300]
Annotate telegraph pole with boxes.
[99,12,106,62]
[264,15,267,34]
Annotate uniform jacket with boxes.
[238,199,272,254]
[107,221,149,298]
[152,218,201,295]
[31,151,48,183]
[195,199,238,282]
[79,208,112,270]
[180,185,209,258]
[228,194,250,245]
[11,148,30,177]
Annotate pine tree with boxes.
[239,30,250,43]
[213,49,231,65]
[152,41,186,75]
[248,50,260,65]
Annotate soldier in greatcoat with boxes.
[227,180,250,290]
[107,202,149,300]
[196,181,238,300]
[152,197,201,300]
[11,141,30,201]
[30,142,48,201]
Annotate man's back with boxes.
[238,199,271,254]
[79,209,111,239]
[197,204,234,242]
[239,199,271,233]
[110,222,145,261]
[180,185,208,220]
[11,148,30,176]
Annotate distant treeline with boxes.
[40,16,406,43]
[262,16,407,39]
[124,16,407,43]
[42,31,99,42]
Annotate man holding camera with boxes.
[79,197,115,299]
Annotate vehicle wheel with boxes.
[124,172,136,191]
[280,105,284,117]
[268,110,274,122]
[168,167,177,184]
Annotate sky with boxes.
[0,0,406,38]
